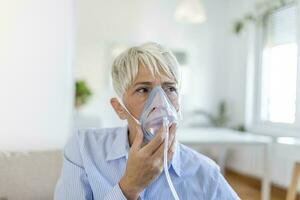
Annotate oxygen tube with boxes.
[163,117,180,200]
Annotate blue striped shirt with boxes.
[54,126,239,200]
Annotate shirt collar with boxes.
[105,126,182,177]
[105,126,130,161]
[171,142,182,177]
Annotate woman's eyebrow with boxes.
[133,81,153,86]
[133,81,176,87]
[162,82,176,85]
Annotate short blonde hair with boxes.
[111,42,181,97]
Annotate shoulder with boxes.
[63,127,126,166]
[76,126,126,145]
[178,144,239,198]
[179,143,219,171]
[178,143,220,180]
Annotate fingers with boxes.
[151,140,165,161]
[142,125,166,155]
[167,124,177,161]
[167,134,176,161]
[151,132,176,163]
[131,125,144,151]
[151,123,177,161]
[168,123,176,148]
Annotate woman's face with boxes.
[122,65,180,124]
[111,64,180,144]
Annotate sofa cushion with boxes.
[0,150,62,200]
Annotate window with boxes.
[261,4,298,124]
[253,2,300,135]
[261,43,298,124]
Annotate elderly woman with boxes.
[54,42,239,200]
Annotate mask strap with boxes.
[116,97,141,125]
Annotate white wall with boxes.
[74,0,227,127]
[0,0,74,151]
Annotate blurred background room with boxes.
[0,0,300,199]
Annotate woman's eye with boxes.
[166,86,177,93]
[136,87,149,94]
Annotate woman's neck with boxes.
[127,129,134,147]
[127,128,146,147]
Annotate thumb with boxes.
[131,125,144,150]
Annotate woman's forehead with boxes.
[133,65,175,85]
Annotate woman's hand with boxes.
[119,123,177,200]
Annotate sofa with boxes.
[0,150,63,200]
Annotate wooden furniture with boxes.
[276,137,300,200]
[286,162,300,200]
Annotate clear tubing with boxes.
[163,118,180,200]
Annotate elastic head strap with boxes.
[116,97,141,125]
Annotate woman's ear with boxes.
[110,98,127,120]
